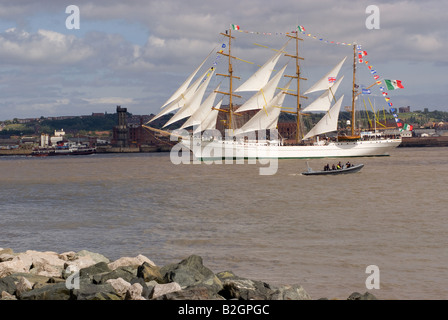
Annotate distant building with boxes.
[112,106,160,147]
[399,106,411,113]
[277,122,297,143]
[128,122,160,147]
[112,106,129,147]
[50,129,65,145]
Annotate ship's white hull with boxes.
[180,138,402,160]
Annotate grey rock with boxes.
[216,271,278,300]
[347,291,378,300]
[73,283,121,300]
[75,250,110,264]
[19,282,73,300]
[154,285,225,300]
[270,284,311,300]
[93,266,137,284]
[130,277,151,299]
[15,277,33,297]
[161,255,223,294]
[124,283,145,300]
[79,261,111,280]
[106,278,132,298]
[137,262,164,283]
[0,276,16,295]
[1,291,17,300]
[151,282,182,299]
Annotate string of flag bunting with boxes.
[356,44,411,131]
[231,24,355,46]
[229,24,410,131]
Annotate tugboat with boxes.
[31,130,96,156]
[31,142,96,157]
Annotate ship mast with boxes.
[215,27,241,130]
[351,44,357,137]
[284,32,307,143]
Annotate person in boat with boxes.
[337,161,342,170]
[346,161,351,168]
[323,163,330,171]
[332,164,336,170]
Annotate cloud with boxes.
[0,28,93,65]
[83,97,135,105]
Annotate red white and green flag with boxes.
[403,123,413,131]
[231,24,240,30]
[384,79,404,90]
[297,25,305,32]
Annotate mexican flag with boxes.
[231,24,240,30]
[384,79,404,90]
[403,123,413,131]
[297,25,306,32]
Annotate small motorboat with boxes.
[302,163,364,176]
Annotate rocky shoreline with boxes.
[0,248,377,300]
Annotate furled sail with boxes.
[303,94,344,140]
[303,56,347,95]
[163,68,215,128]
[234,42,287,92]
[181,83,221,130]
[234,63,288,113]
[160,49,214,109]
[235,79,292,135]
[301,75,344,112]
[150,68,212,123]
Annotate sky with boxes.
[0,0,447,121]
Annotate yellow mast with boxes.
[215,27,241,130]
[351,44,357,137]
[284,32,307,143]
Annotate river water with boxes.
[1,147,447,299]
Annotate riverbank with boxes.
[0,145,172,156]
[399,136,448,147]
[2,136,447,157]
[0,248,376,301]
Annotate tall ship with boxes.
[144,26,402,160]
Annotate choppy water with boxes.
[1,147,447,299]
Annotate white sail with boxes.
[303,94,344,140]
[181,83,221,130]
[303,56,347,95]
[235,63,288,113]
[266,79,291,130]
[150,68,211,122]
[160,49,213,109]
[234,42,287,92]
[302,75,344,112]
[163,68,215,128]
[235,79,292,135]
[195,99,222,134]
